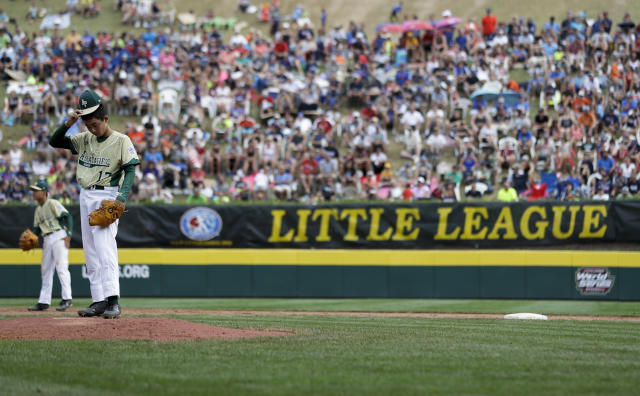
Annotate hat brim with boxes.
[77,104,100,116]
[29,185,46,191]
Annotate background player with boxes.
[49,90,140,319]
[25,180,74,312]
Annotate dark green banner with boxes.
[1,201,639,249]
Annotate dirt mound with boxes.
[0,316,290,342]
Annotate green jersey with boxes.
[70,131,140,188]
[34,199,68,235]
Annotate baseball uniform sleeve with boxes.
[120,135,140,166]
[49,124,76,153]
[50,200,68,218]
[58,212,73,237]
[32,209,40,232]
[116,135,140,202]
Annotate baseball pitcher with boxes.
[49,90,140,319]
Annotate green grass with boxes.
[6,297,640,316]
[1,299,640,395]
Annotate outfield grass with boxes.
[0,310,639,395]
[1,299,639,395]
[4,297,640,316]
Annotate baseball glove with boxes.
[89,200,125,227]
[19,229,39,251]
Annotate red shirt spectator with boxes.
[482,10,497,37]
[274,40,289,57]
[128,128,145,145]
[315,118,333,134]
[301,157,318,175]
[190,165,206,186]
[526,182,548,200]
[402,184,414,201]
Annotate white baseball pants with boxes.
[38,229,72,305]
[79,187,120,302]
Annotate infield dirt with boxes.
[0,316,292,342]
[1,307,639,342]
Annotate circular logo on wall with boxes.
[180,207,223,241]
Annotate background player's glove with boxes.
[19,229,39,251]
[89,200,125,227]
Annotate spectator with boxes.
[497,180,518,202]
[299,150,318,197]
[186,186,207,204]
[273,164,294,201]
[482,8,497,39]
[137,173,160,201]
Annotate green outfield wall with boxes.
[2,202,639,299]
[1,249,638,300]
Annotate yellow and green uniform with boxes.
[70,131,139,189]
[32,197,73,305]
[33,198,73,237]
[49,125,140,202]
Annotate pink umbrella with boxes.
[401,20,434,32]
[435,17,461,29]
[379,23,405,34]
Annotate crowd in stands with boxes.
[1,1,640,204]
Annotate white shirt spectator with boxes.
[401,110,424,129]
[31,159,52,177]
[293,116,312,134]
[491,32,509,47]
[254,170,270,191]
[352,132,371,148]
[230,33,248,47]
[9,147,23,167]
[593,191,610,201]
[35,34,51,55]
[426,131,448,151]
[115,84,132,101]
[620,161,637,179]
[426,107,445,123]
[370,151,388,167]
[480,125,498,144]
[404,129,422,152]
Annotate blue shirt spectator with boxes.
[395,67,410,86]
[597,154,615,173]
[516,129,533,144]
[144,148,164,164]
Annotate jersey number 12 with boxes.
[97,170,112,182]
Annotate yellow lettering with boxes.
[294,209,312,242]
[366,208,393,241]
[520,206,548,240]
[434,207,461,240]
[579,205,608,238]
[340,209,367,241]
[551,206,580,239]
[267,210,294,242]
[460,207,489,240]
[392,208,420,240]
[487,207,518,240]
[312,209,338,242]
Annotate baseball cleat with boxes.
[56,299,73,311]
[77,300,107,317]
[28,303,50,311]
[103,303,121,319]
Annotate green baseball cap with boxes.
[29,180,49,192]
[77,89,102,116]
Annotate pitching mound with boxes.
[0,316,290,342]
